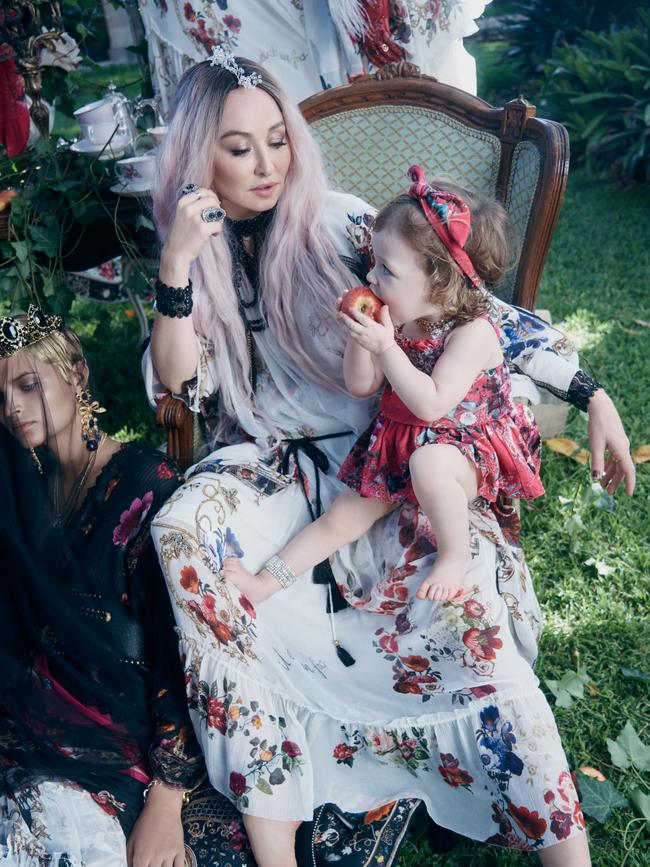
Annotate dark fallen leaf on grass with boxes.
[577,772,627,823]
[621,667,650,683]
[629,787,650,831]
[607,721,650,772]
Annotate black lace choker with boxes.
[226,208,275,241]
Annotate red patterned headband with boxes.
[407,165,483,290]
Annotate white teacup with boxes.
[81,120,120,145]
[147,126,168,147]
[74,98,115,126]
[115,154,156,184]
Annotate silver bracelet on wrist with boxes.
[264,555,298,590]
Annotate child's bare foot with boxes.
[223,558,279,605]
[416,555,470,602]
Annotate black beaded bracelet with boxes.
[566,369,603,412]
[154,278,193,318]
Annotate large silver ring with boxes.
[180,183,199,198]
[201,206,226,224]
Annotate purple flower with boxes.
[112,491,154,546]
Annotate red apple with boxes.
[340,286,382,322]
[0,190,18,213]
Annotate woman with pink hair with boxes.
[144,53,633,867]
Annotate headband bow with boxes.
[407,165,483,290]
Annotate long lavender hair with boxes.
[153,59,357,438]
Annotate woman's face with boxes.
[0,353,80,450]
[212,87,292,220]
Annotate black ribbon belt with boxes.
[280,431,352,613]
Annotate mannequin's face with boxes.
[212,87,292,220]
[0,352,84,450]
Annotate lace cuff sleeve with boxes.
[566,370,603,412]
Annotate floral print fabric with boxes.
[339,321,545,504]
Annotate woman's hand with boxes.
[159,187,225,287]
[126,783,186,867]
[587,388,635,495]
[338,304,396,356]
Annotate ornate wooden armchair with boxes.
[159,66,569,469]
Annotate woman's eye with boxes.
[22,381,39,393]
[381,264,392,276]
[270,140,288,149]
[230,147,250,157]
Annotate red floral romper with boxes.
[338,321,545,505]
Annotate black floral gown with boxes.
[0,442,257,865]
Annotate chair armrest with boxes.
[156,394,194,471]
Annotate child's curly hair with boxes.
[374,178,512,324]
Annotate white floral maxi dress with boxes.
[145,192,587,851]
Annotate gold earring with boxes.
[76,388,107,452]
[30,448,43,474]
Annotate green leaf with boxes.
[11,241,29,263]
[255,777,272,795]
[578,773,627,824]
[629,787,650,831]
[29,225,59,259]
[135,214,155,232]
[545,666,591,708]
[606,721,650,772]
[620,667,650,684]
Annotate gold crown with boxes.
[0,305,63,359]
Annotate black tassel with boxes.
[334,641,356,667]
[313,559,348,612]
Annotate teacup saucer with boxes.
[71,136,131,159]
[110,179,153,196]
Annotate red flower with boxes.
[281,740,302,758]
[180,565,200,594]
[210,618,234,645]
[378,633,398,654]
[333,744,357,761]
[572,800,586,830]
[469,685,497,698]
[438,753,474,788]
[157,462,176,480]
[544,790,555,804]
[462,625,503,661]
[203,593,216,610]
[183,3,195,21]
[224,14,241,33]
[363,802,395,824]
[384,582,409,601]
[207,697,227,734]
[507,803,548,841]
[399,655,429,672]
[393,673,438,694]
[239,594,256,618]
[463,598,486,619]
[550,809,572,840]
[229,771,247,797]
[112,491,154,546]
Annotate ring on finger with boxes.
[180,183,199,198]
[201,206,226,224]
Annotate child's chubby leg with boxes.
[224,489,396,604]
[409,443,479,602]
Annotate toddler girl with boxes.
[225,165,544,603]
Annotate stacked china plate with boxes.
[71,99,130,159]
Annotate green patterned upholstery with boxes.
[500,141,542,303]
[311,105,501,207]
[310,104,544,303]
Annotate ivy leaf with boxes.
[255,777,272,795]
[607,721,650,772]
[135,214,155,232]
[577,772,627,823]
[545,666,591,708]
[620,667,650,683]
[10,240,29,263]
[628,787,650,831]
[29,225,60,258]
